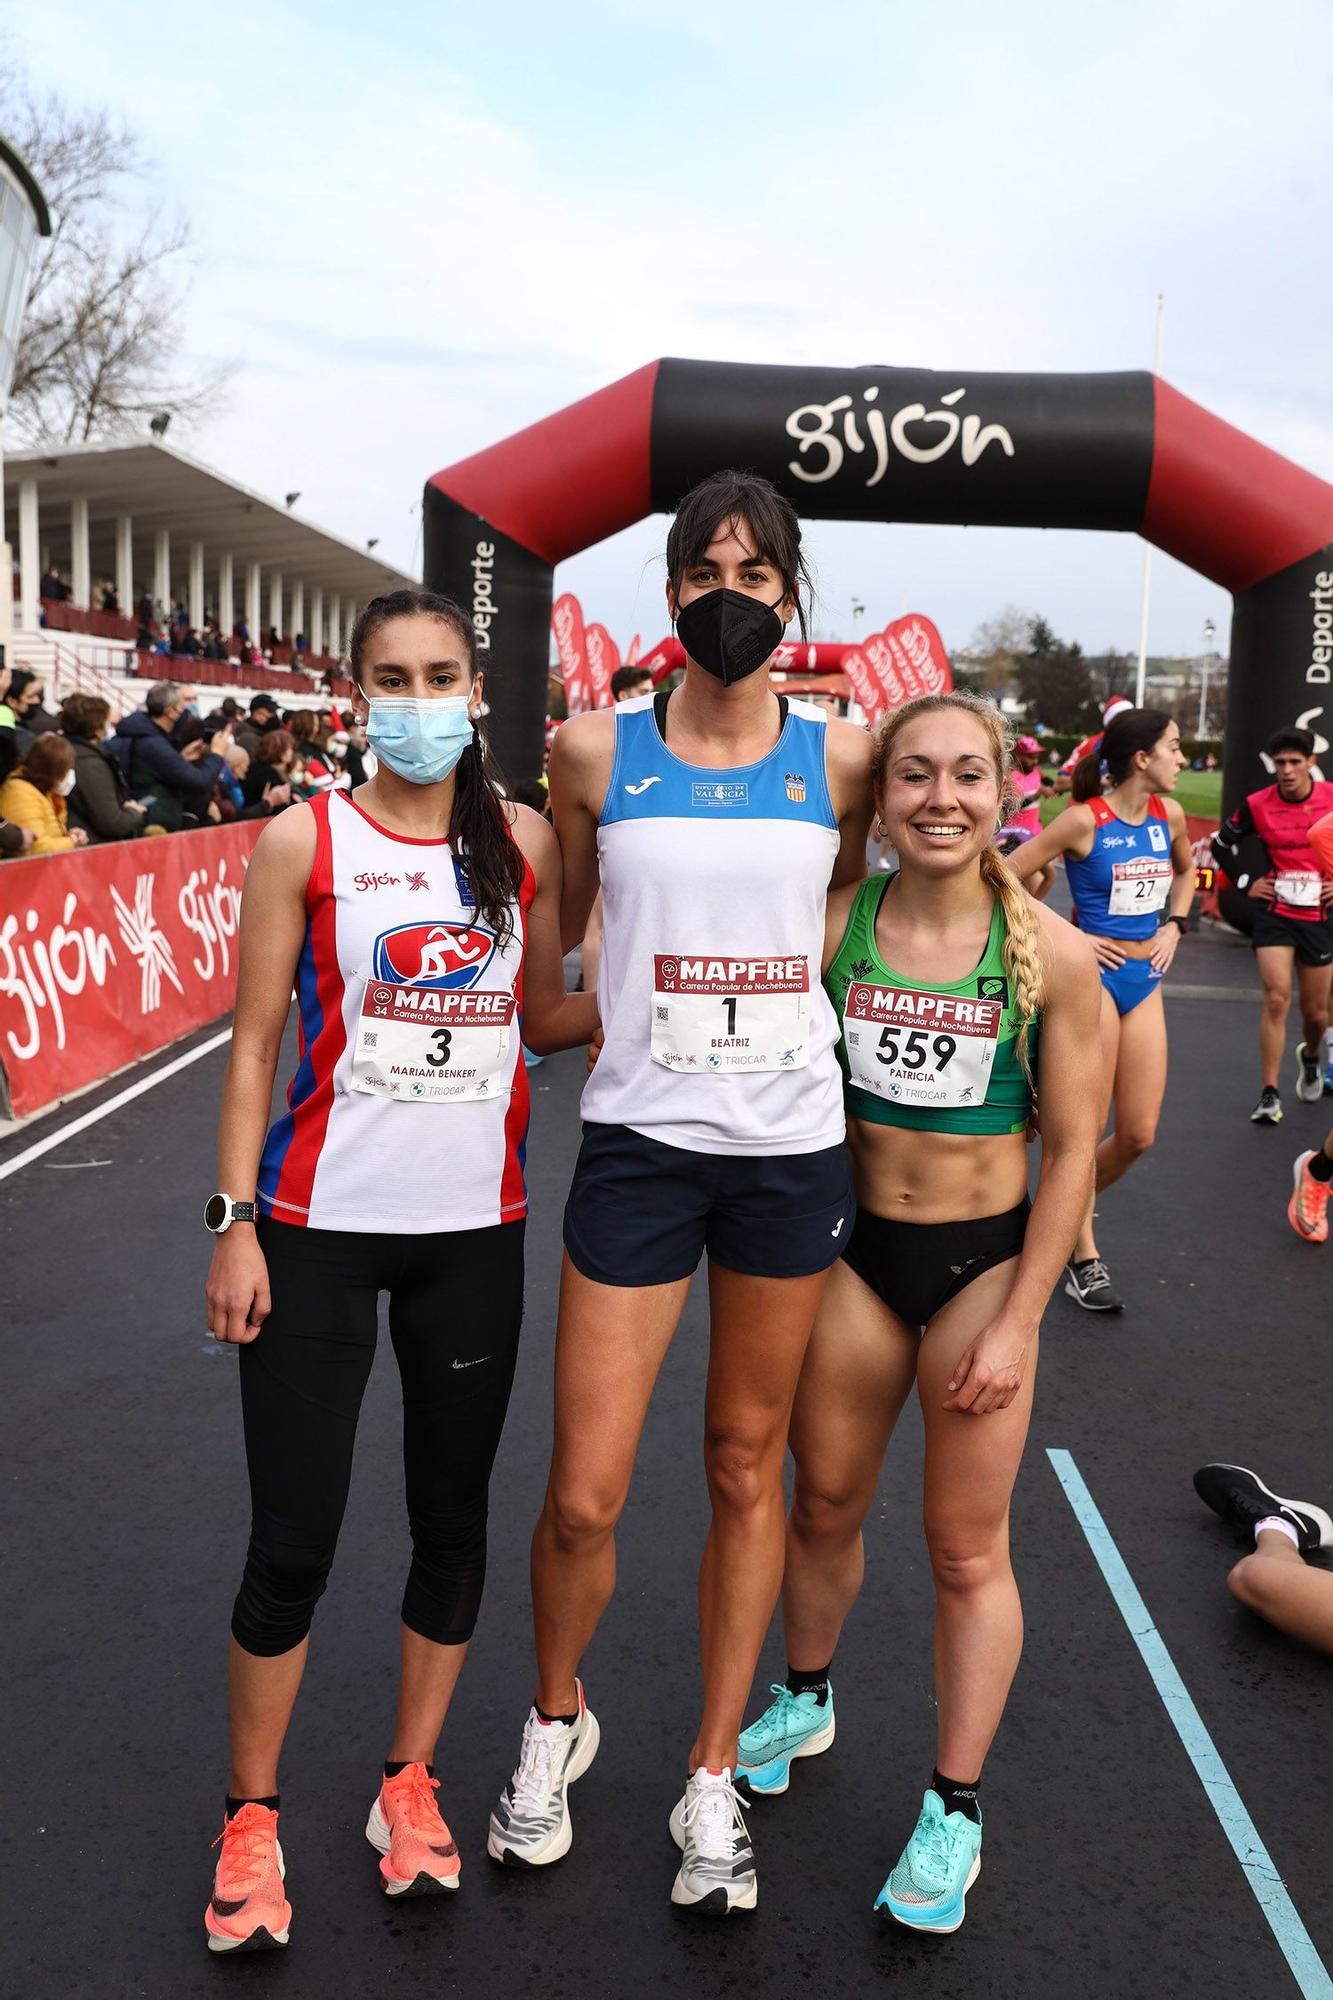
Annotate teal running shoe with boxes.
[736,1682,835,1797]
[874,1790,982,1933]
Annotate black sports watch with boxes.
[1164,914,1188,934]
[204,1193,257,1234]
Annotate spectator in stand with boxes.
[171,687,202,741]
[114,681,230,832]
[172,600,190,638]
[220,699,241,722]
[100,579,121,616]
[8,671,58,756]
[241,727,296,814]
[0,732,87,854]
[180,625,203,658]
[39,564,68,604]
[234,694,280,759]
[203,621,226,662]
[287,709,340,793]
[61,694,148,844]
[294,629,309,657]
[265,625,282,655]
[0,665,16,785]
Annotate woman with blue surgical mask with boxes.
[200,588,598,1956]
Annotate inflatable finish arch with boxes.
[424,360,1333,802]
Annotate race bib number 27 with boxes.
[352,982,515,1102]
[844,983,1001,1110]
[651,953,810,1075]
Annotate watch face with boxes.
[204,1194,228,1232]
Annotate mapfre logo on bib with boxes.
[372,922,497,990]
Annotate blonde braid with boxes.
[870,690,1047,1075]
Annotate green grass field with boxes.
[1039,769,1221,827]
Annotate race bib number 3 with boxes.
[844,983,1001,1109]
[1274,871,1321,909]
[352,982,515,1103]
[651,953,810,1075]
[1108,857,1172,915]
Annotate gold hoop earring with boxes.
[874,818,887,840]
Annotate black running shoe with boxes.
[1063,1257,1125,1312]
[1192,1464,1333,1554]
[1250,1086,1283,1125]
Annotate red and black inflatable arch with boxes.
[425,359,1333,803]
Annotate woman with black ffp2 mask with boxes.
[487,471,874,1916]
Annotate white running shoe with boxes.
[1295,1043,1324,1103]
[668,1766,757,1916]
[487,1681,600,1867]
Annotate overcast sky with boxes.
[9,0,1331,658]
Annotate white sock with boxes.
[1255,1514,1300,1549]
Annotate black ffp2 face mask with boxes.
[674,588,787,686]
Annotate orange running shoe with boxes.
[1288,1150,1330,1243]
[204,1803,291,1953]
[366,1763,461,1896]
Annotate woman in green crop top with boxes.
[736,692,1101,1934]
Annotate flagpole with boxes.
[1134,293,1166,709]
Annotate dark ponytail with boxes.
[1071,707,1174,802]
[350,588,524,947]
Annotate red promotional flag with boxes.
[884,613,952,698]
[864,632,909,711]
[584,623,622,707]
[551,593,594,713]
[0,822,264,1120]
[626,634,641,665]
[841,645,888,725]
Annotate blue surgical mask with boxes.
[365,695,476,785]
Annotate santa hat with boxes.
[1103,696,1133,724]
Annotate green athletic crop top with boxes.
[825,874,1037,1135]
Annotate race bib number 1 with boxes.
[352,982,514,1102]
[651,953,810,1075]
[844,983,1001,1110]
[1108,857,1172,915]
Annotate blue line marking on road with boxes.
[1047,1448,1332,2000]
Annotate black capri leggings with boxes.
[231,1216,525,1658]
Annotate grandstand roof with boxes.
[3,438,416,597]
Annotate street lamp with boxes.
[0,135,52,659]
[1198,616,1217,737]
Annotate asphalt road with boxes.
[3,915,1330,2000]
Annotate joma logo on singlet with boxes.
[372,922,498,990]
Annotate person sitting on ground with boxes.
[233,694,280,760]
[114,681,229,832]
[61,694,148,844]
[0,732,88,854]
[241,728,296,815]
[1193,1465,1333,1657]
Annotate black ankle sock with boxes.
[534,1701,579,1727]
[932,1770,981,1823]
[1308,1150,1333,1184]
[225,1793,279,1820]
[785,1661,831,1704]
[383,1761,435,1780]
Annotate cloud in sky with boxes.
[7,0,1330,656]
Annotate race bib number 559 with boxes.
[844,983,1001,1109]
[651,953,810,1075]
[352,982,515,1102]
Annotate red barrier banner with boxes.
[551,593,593,713]
[584,623,621,707]
[0,821,264,1120]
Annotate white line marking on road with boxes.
[0,1029,233,1184]
[1048,1449,1332,2000]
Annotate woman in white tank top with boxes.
[200,591,596,1955]
[487,473,874,1915]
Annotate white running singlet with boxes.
[580,694,845,1156]
[257,790,533,1232]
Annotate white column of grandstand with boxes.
[154,527,170,611]
[326,597,340,660]
[311,586,324,656]
[269,571,283,643]
[246,561,261,643]
[17,475,38,630]
[292,580,305,647]
[189,541,205,632]
[115,515,133,614]
[343,598,354,657]
[217,552,233,635]
[70,495,90,608]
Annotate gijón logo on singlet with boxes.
[371,922,498,990]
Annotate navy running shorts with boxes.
[563,1122,855,1288]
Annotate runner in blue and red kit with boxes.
[1011,710,1194,1310]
